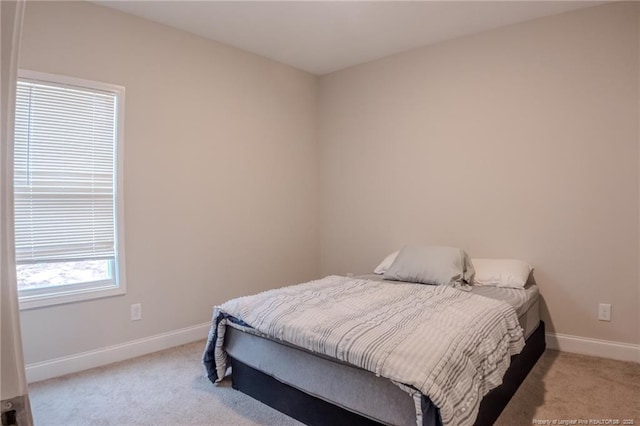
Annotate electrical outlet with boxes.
[131,303,142,321]
[598,303,611,321]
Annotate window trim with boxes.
[16,70,127,310]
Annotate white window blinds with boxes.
[14,78,118,264]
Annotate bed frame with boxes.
[229,321,546,426]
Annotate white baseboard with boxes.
[24,324,639,383]
[25,322,211,383]
[546,332,640,363]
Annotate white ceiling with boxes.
[95,1,606,75]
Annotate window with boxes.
[14,70,125,309]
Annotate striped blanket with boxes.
[203,276,524,426]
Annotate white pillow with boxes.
[373,251,399,274]
[472,258,533,289]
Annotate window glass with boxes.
[14,71,126,309]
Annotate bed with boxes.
[203,249,545,426]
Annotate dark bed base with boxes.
[231,321,546,426]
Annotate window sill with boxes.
[18,283,125,310]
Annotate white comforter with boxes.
[205,276,524,426]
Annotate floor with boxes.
[28,341,640,425]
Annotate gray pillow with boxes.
[382,245,475,289]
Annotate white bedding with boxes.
[204,275,524,426]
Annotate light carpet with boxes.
[28,341,639,425]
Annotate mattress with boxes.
[471,285,540,339]
[224,277,541,426]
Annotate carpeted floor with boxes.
[28,341,639,426]
[494,349,639,426]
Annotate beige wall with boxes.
[15,0,640,366]
[18,1,319,363]
[318,2,640,344]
